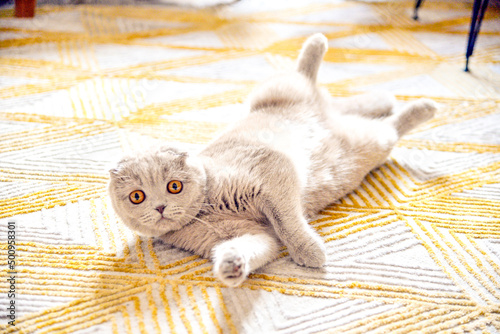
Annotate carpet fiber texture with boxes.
[1,1,500,333]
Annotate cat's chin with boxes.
[125,218,185,238]
[158,217,182,230]
[155,216,192,234]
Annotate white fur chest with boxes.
[237,114,329,190]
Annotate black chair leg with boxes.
[465,0,490,72]
[413,0,426,20]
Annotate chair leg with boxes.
[413,0,426,20]
[465,0,490,72]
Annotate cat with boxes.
[108,33,436,287]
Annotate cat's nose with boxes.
[155,205,166,214]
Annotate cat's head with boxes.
[108,147,206,237]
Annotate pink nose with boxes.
[155,205,166,214]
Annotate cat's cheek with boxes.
[115,207,158,237]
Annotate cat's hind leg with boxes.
[296,33,328,83]
[212,233,281,287]
[387,98,436,137]
[329,91,396,119]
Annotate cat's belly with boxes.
[274,129,329,189]
[234,114,330,190]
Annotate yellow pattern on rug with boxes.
[1,1,500,333]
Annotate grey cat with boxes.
[108,34,436,287]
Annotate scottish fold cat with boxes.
[108,34,436,287]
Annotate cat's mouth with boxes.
[158,217,176,224]
[158,211,185,223]
[156,216,184,231]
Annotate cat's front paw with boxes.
[288,234,327,268]
[213,248,248,287]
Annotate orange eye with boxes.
[167,180,183,194]
[129,190,146,204]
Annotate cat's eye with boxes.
[167,180,183,194]
[129,190,146,204]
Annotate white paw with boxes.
[213,248,248,287]
[307,33,328,52]
[288,233,327,268]
[411,98,437,122]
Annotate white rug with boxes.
[1,0,500,333]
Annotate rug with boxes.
[1,0,500,333]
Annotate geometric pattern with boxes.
[1,0,500,332]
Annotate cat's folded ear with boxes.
[108,157,130,180]
[159,146,188,158]
[109,165,121,177]
[158,146,190,167]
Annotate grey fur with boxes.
[108,33,436,287]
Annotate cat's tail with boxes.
[296,33,328,83]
